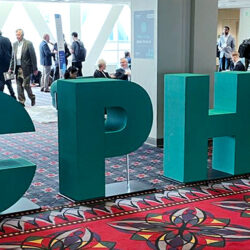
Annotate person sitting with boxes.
[93,59,111,78]
[230,51,245,71]
[115,57,131,81]
[64,66,78,79]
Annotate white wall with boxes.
[239,8,250,44]
[131,0,158,143]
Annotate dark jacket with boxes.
[93,69,110,78]
[53,42,71,66]
[0,35,12,74]
[10,39,37,77]
[115,68,128,80]
[230,61,245,71]
[39,40,54,66]
[71,40,85,62]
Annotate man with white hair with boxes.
[9,29,37,106]
[115,57,131,81]
[39,34,54,92]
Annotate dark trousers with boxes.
[0,74,16,99]
[15,66,35,104]
[219,56,231,71]
[72,61,83,77]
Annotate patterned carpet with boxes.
[0,176,249,249]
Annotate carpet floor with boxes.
[0,175,249,249]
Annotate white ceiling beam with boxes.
[0,2,14,30]
[83,5,124,75]
[23,2,56,41]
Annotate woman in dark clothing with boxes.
[64,66,78,79]
[93,59,112,78]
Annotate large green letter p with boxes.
[57,78,153,201]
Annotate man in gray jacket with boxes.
[218,26,235,71]
[9,29,37,106]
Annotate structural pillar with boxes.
[131,0,218,146]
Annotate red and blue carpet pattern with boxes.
[0,122,166,207]
[0,176,249,249]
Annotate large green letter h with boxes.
[164,72,250,183]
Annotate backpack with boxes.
[75,41,87,62]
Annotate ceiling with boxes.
[4,0,250,8]
[218,0,250,8]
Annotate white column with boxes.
[70,4,81,39]
[239,8,250,44]
[190,0,218,107]
[131,0,218,146]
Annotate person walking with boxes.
[9,29,37,106]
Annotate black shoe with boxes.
[44,89,50,93]
[40,87,44,92]
[31,98,35,106]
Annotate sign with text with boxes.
[134,10,154,59]
[55,14,66,78]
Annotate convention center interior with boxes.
[0,0,250,248]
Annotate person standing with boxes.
[9,29,37,106]
[53,36,71,81]
[0,31,16,99]
[218,26,235,71]
[125,51,131,69]
[39,34,54,92]
[71,32,86,77]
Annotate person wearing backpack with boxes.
[71,32,86,77]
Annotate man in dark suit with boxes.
[230,51,245,71]
[0,31,16,99]
[9,29,37,106]
[115,57,131,81]
[39,34,54,92]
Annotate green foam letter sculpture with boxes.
[164,72,250,182]
[57,78,153,201]
[0,92,36,212]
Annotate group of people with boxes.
[217,25,248,72]
[63,52,132,81]
[0,29,87,106]
[39,31,86,91]
[93,56,131,81]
